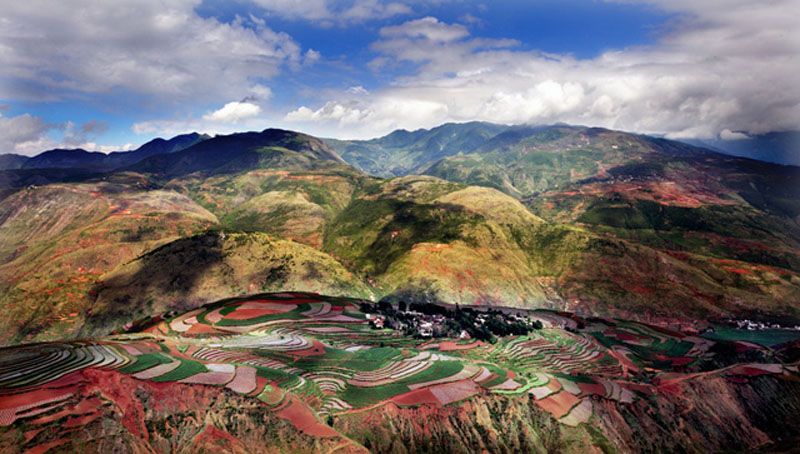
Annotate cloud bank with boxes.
[0,0,300,104]
[285,1,800,139]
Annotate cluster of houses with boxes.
[363,302,541,340]
[730,319,800,331]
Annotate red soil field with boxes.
[536,391,581,419]
[276,397,338,437]
[289,340,328,357]
[578,382,606,396]
[186,323,223,335]
[438,340,484,351]
[0,386,79,411]
[391,388,439,406]
[670,357,694,366]
[224,308,286,320]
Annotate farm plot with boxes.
[0,343,131,389]
[492,330,622,376]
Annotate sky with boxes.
[0,0,798,155]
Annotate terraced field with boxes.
[1,292,798,452]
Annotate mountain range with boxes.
[0,123,798,345]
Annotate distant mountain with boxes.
[128,128,346,177]
[103,132,209,168]
[680,131,800,166]
[22,148,108,170]
[19,132,208,171]
[326,121,509,176]
[0,154,29,170]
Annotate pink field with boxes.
[0,388,77,426]
[429,379,480,405]
[226,366,257,394]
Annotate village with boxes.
[361,301,543,341]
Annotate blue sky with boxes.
[0,0,797,154]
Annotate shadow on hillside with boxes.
[82,232,225,336]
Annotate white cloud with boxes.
[303,49,322,66]
[202,102,263,123]
[719,129,750,141]
[0,113,54,155]
[250,0,412,24]
[285,2,800,139]
[0,113,136,156]
[380,16,468,42]
[347,86,370,95]
[0,1,301,104]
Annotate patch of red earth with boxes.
[249,376,272,397]
[536,391,581,419]
[391,388,439,406]
[624,382,655,395]
[670,357,694,366]
[438,340,484,351]
[192,424,248,453]
[81,369,148,440]
[239,301,299,310]
[64,410,102,428]
[507,370,516,379]
[577,382,606,396]
[733,341,762,353]
[24,438,69,454]
[185,323,222,335]
[24,427,45,443]
[0,387,79,410]
[605,329,646,342]
[276,397,338,437]
[289,340,328,357]
[28,396,103,425]
[224,308,285,320]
